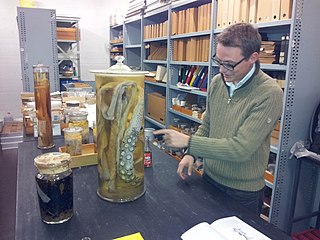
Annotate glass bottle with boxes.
[63,127,83,156]
[34,152,73,224]
[91,56,148,202]
[144,128,155,167]
[33,64,55,149]
[68,111,89,144]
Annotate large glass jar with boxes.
[33,64,54,149]
[91,57,148,202]
[68,111,89,144]
[34,152,73,224]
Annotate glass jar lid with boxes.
[63,126,82,134]
[34,152,71,174]
[68,111,88,120]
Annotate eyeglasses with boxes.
[212,54,247,71]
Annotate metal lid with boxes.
[90,56,148,75]
[34,152,71,174]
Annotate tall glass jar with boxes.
[33,64,54,149]
[68,111,89,144]
[91,57,148,202]
[34,152,73,224]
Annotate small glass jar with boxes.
[34,152,73,224]
[68,111,89,144]
[64,101,80,123]
[63,127,82,156]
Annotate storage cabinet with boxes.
[118,0,320,233]
[17,7,59,92]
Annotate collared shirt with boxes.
[225,64,256,97]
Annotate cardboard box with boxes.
[147,92,166,124]
[57,27,81,41]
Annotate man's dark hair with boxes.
[217,23,262,58]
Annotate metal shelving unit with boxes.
[56,16,81,84]
[122,0,320,234]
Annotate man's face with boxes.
[215,43,257,85]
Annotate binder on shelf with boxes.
[189,67,201,86]
[248,0,257,23]
[216,0,223,28]
[271,0,281,21]
[241,0,249,23]
[227,0,235,26]
[279,34,289,65]
[171,11,178,35]
[193,67,208,87]
[197,68,209,88]
[185,66,196,85]
[257,0,272,23]
[280,0,292,20]
[221,0,229,28]
[182,65,191,84]
[233,0,242,24]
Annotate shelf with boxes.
[110,23,123,29]
[171,61,209,66]
[169,108,202,124]
[145,81,166,88]
[125,44,141,49]
[144,60,167,64]
[144,36,167,42]
[145,116,166,128]
[169,85,207,97]
[171,30,211,39]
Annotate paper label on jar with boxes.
[38,120,46,133]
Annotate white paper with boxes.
[181,216,271,240]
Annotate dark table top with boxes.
[15,139,290,240]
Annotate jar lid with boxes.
[32,63,49,72]
[90,56,148,75]
[68,111,88,118]
[34,152,71,174]
[63,126,82,134]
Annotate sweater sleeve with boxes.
[189,82,283,162]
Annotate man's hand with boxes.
[153,129,190,148]
[177,155,195,180]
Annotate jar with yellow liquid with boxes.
[91,56,148,202]
[63,127,82,156]
[68,111,89,144]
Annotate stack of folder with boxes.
[259,41,280,64]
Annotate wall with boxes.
[0,0,128,119]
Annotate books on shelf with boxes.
[181,216,271,240]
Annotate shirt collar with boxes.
[225,64,256,97]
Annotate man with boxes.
[154,23,283,215]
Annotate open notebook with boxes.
[181,216,271,240]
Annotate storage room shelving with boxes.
[110,23,124,65]
[114,0,320,234]
[56,16,81,84]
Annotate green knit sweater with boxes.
[189,64,283,191]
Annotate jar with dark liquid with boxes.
[34,152,73,224]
